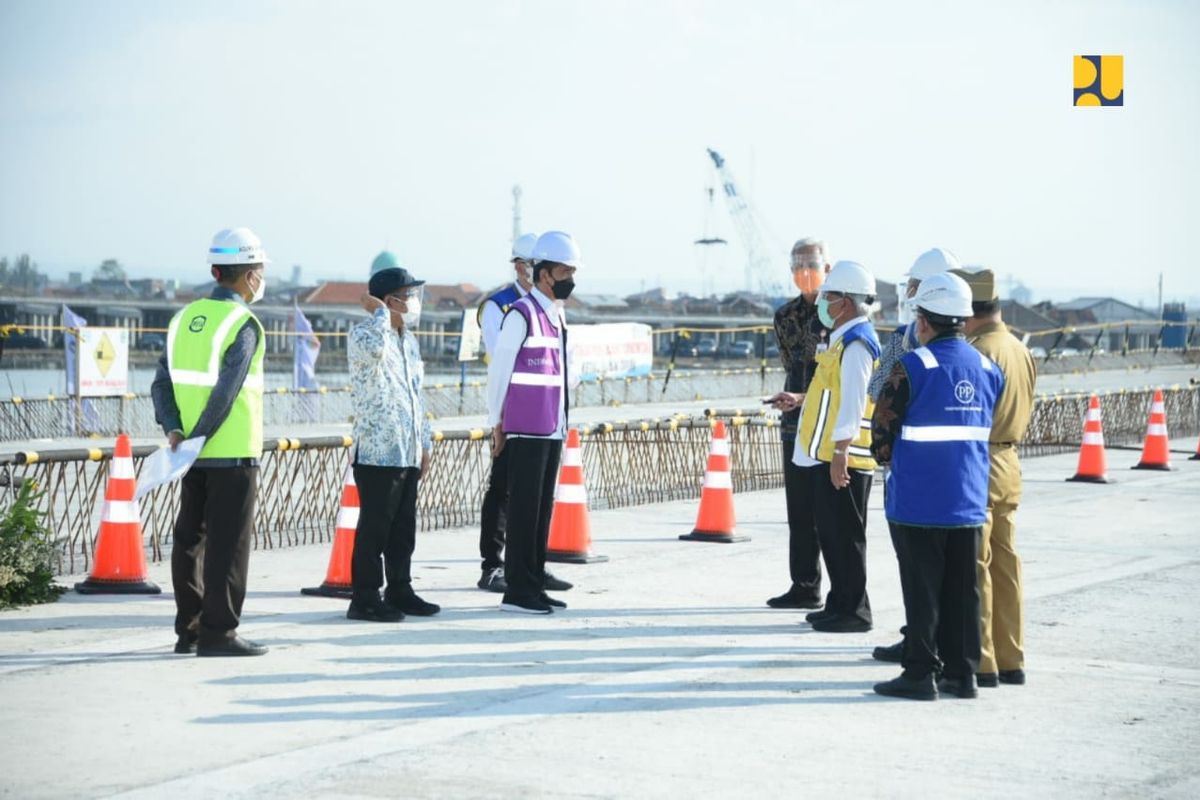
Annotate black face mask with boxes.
[550,277,576,300]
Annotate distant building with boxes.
[1045,297,1160,351]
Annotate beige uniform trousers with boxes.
[979,445,1024,673]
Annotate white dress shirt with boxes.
[793,315,875,471]
[486,287,568,440]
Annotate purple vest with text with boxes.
[501,296,563,436]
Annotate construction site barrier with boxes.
[1,386,1197,577]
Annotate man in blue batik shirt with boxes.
[346,266,438,623]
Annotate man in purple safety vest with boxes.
[486,231,581,614]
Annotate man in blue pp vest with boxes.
[870,272,1004,700]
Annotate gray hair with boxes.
[846,292,876,318]
[791,237,830,263]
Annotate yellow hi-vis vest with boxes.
[796,329,879,471]
[167,298,265,459]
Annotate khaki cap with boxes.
[949,267,997,303]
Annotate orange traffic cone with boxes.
[1131,389,1173,471]
[75,434,161,594]
[1189,432,1200,462]
[301,464,358,598]
[1066,395,1110,483]
[680,420,747,543]
[547,429,609,564]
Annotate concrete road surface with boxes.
[1,442,1197,798]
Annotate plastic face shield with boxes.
[792,265,825,294]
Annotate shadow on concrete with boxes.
[193,677,882,724]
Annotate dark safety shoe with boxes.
[540,592,567,609]
[386,592,441,617]
[174,634,197,655]
[874,672,937,701]
[347,601,405,623]
[767,588,823,609]
[478,567,507,593]
[805,608,838,624]
[999,669,1026,685]
[543,571,573,592]
[811,615,872,633]
[937,674,978,699]
[500,595,553,615]
[196,635,269,657]
[976,672,1000,688]
[872,639,905,663]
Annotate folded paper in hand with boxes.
[135,437,206,500]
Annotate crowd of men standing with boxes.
[152,225,1034,700]
[767,239,1036,700]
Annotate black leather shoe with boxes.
[196,635,268,657]
[543,572,573,592]
[811,615,872,633]
[386,592,440,617]
[872,639,904,663]
[347,601,405,622]
[874,672,936,701]
[805,608,837,623]
[174,635,196,654]
[499,595,553,614]
[540,592,567,609]
[937,674,978,698]
[976,672,999,688]
[999,669,1026,685]
[767,589,823,609]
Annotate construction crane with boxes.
[706,148,780,296]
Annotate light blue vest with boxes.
[885,335,1004,527]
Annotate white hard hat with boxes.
[820,260,876,296]
[531,230,583,269]
[511,233,539,262]
[207,227,269,266]
[906,247,961,281]
[911,271,973,319]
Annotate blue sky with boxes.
[1,0,1197,306]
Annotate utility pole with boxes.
[1158,272,1163,317]
[512,185,523,243]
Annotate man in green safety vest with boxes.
[151,227,270,657]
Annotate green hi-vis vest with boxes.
[796,332,879,471]
[167,298,265,459]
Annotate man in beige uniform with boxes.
[954,268,1036,687]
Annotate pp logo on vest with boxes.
[954,380,976,405]
[188,316,207,333]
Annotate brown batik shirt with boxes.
[773,294,828,439]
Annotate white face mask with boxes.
[248,272,265,304]
[401,296,421,328]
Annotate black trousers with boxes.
[503,437,562,602]
[171,466,257,643]
[781,438,821,598]
[813,465,873,624]
[891,522,982,679]
[479,445,510,572]
[351,464,420,605]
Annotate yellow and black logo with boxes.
[1074,55,1123,106]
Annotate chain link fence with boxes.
[1,386,1197,577]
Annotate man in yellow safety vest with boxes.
[151,227,269,657]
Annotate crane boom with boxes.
[707,148,776,295]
